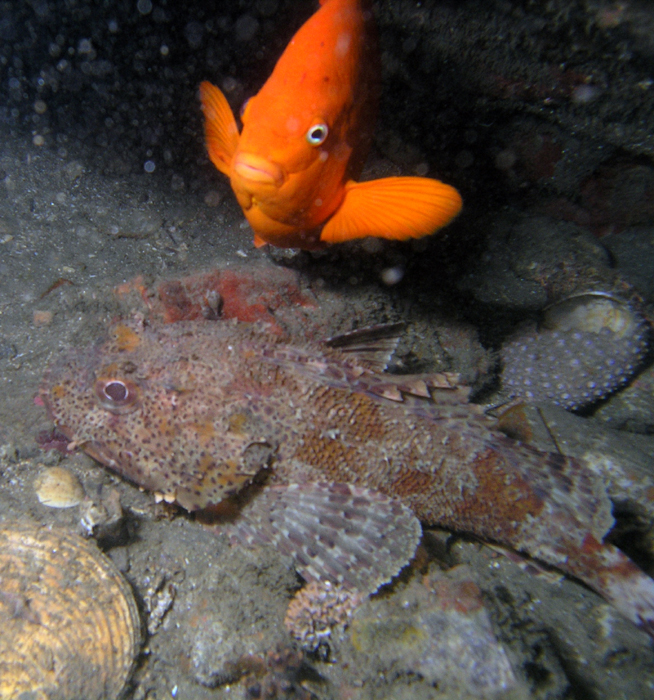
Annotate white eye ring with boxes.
[306,123,328,145]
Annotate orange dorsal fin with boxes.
[199,81,240,177]
[320,176,462,244]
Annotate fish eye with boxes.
[306,123,328,146]
[94,378,141,414]
[104,381,128,401]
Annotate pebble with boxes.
[33,310,53,326]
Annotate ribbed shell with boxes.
[0,521,141,700]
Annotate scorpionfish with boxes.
[40,318,654,637]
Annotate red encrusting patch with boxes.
[114,266,317,334]
[217,269,315,329]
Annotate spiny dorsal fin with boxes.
[357,371,465,403]
[325,322,404,372]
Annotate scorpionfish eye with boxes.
[94,377,141,414]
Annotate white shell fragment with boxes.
[34,466,85,508]
[543,292,641,338]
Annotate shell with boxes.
[0,521,141,700]
[543,291,641,338]
[34,466,85,508]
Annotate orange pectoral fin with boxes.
[199,81,240,177]
[320,177,463,244]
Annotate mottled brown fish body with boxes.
[262,353,612,569]
[40,318,654,634]
[37,318,611,554]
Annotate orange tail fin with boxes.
[320,176,462,244]
[199,81,240,177]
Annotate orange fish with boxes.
[199,0,462,249]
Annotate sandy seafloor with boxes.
[2,0,654,698]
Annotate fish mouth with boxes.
[233,153,284,187]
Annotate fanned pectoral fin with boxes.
[320,176,463,244]
[211,482,422,595]
[199,81,240,177]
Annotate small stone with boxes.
[348,568,518,695]
[33,310,53,327]
[79,488,123,540]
